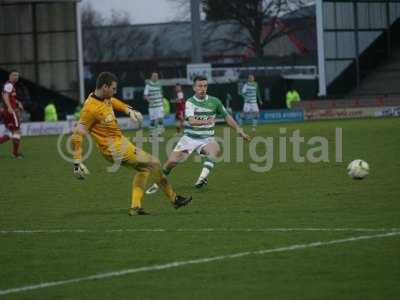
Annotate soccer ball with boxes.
[347,159,369,179]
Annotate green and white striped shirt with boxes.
[184,95,228,139]
[241,81,259,104]
[144,80,163,108]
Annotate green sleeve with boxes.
[217,99,228,117]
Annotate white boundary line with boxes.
[1,227,400,234]
[0,231,399,296]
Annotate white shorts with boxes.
[149,107,164,120]
[243,103,259,113]
[173,135,216,155]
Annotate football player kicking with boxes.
[146,75,250,194]
[71,72,192,215]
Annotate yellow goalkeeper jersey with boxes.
[78,93,129,155]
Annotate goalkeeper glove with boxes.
[73,163,90,180]
[127,108,143,125]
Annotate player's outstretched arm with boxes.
[111,97,143,125]
[110,97,129,113]
[225,115,251,142]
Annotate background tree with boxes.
[168,0,315,58]
[81,3,146,63]
[202,0,314,58]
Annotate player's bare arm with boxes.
[225,114,251,141]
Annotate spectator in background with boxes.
[286,88,301,109]
[44,101,58,122]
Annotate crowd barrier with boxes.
[1,103,398,137]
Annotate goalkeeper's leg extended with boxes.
[119,142,192,215]
[145,150,189,194]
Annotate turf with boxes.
[0,117,399,299]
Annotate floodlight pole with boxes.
[191,0,203,63]
[316,0,327,97]
[353,1,360,89]
[76,1,85,104]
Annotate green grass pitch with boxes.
[0,117,400,299]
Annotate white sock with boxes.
[198,167,210,181]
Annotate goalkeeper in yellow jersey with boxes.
[71,72,192,215]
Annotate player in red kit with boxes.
[173,83,185,133]
[1,70,24,158]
